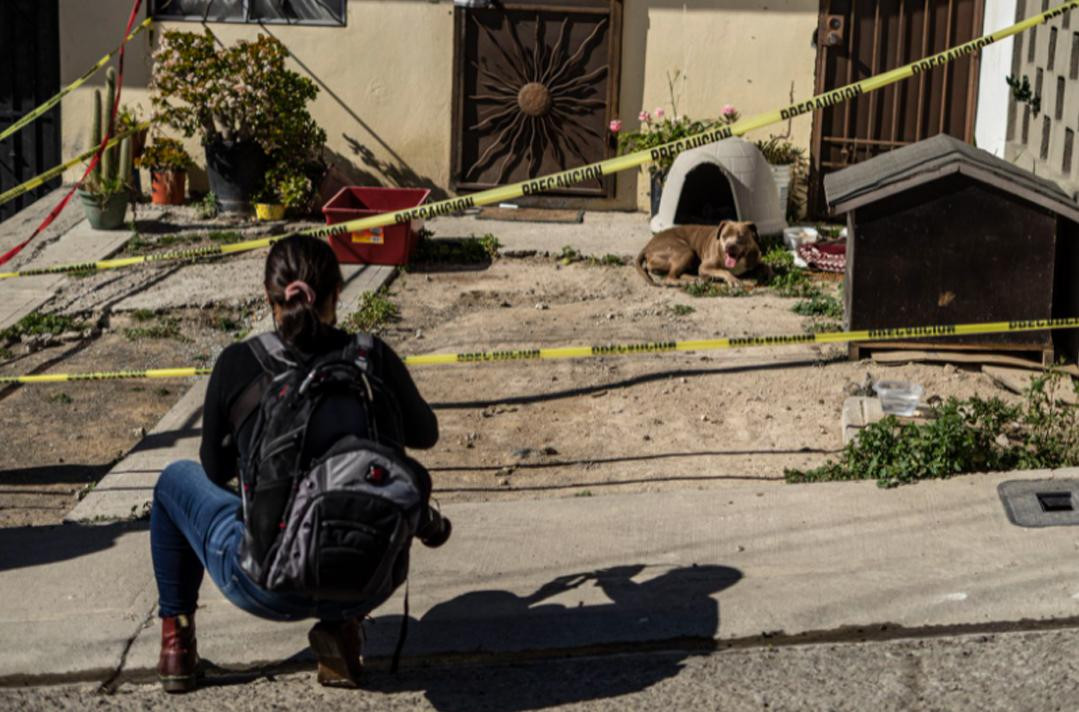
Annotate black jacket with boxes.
[199,328,438,487]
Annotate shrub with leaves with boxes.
[151,30,326,182]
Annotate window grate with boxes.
[150,0,346,26]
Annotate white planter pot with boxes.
[769,163,794,213]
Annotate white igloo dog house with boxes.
[650,137,787,236]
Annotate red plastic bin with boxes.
[321,186,431,265]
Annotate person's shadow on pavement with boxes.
[363,563,742,712]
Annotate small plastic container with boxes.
[874,380,924,416]
[783,226,819,250]
[321,186,431,265]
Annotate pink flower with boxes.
[721,104,737,117]
[608,119,622,133]
[638,110,651,122]
[654,107,665,119]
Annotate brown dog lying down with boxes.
[635,221,767,288]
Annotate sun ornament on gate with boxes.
[465,14,610,183]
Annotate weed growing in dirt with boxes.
[208,231,244,244]
[586,254,627,267]
[156,388,172,397]
[192,353,210,364]
[410,233,501,265]
[682,281,722,298]
[48,392,74,405]
[343,290,399,334]
[802,320,843,334]
[557,245,582,265]
[197,192,220,220]
[130,309,156,322]
[123,316,183,341]
[123,230,246,256]
[762,248,817,298]
[669,304,696,317]
[785,368,1079,488]
[681,280,748,298]
[0,312,85,342]
[0,347,11,360]
[793,293,843,319]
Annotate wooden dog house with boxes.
[824,134,1079,365]
[651,138,787,236]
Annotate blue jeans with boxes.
[150,459,371,622]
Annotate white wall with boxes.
[975,0,1018,157]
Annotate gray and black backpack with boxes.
[231,332,428,605]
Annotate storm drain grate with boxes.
[998,479,1079,527]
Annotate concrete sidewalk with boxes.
[0,192,134,330]
[2,467,1077,684]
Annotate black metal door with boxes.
[809,0,984,218]
[0,0,61,222]
[451,0,623,201]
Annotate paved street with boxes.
[4,625,1078,711]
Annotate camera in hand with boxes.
[417,502,451,548]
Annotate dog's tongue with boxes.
[724,254,737,269]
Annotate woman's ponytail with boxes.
[264,236,343,353]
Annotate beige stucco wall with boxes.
[57,0,818,212]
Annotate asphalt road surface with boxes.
[3,626,1077,711]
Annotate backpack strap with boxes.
[228,333,298,433]
[347,331,376,374]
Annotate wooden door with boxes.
[451,0,622,201]
[0,0,61,222]
[809,0,985,217]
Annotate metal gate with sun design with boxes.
[451,0,623,200]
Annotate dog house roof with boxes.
[650,137,788,235]
[824,133,1079,221]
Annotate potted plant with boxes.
[616,103,740,216]
[77,68,133,230]
[137,136,192,206]
[754,136,807,220]
[150,30,326,213]
[254,165,315,221]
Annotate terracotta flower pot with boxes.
[151,170,187,206]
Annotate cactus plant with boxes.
[78,66,134,227]
[101,68,117,183]
[85,67,134,200]
[90,90,103,185]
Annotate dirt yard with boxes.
[377,257,1017,502]
[0,245,1022,526]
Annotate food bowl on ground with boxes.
[873,380,924,416]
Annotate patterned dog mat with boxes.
[797,240,847,273]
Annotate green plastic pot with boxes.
[77,189,128,230]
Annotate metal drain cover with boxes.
[998,479,1079,527]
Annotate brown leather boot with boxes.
[158,613,199,693]
[308,619,364,688]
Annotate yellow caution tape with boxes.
[2,317,1075,384]
[0,122,153,207]
[301,1,1079,237]
[0,19,153,145]
[0,1,1074,281]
